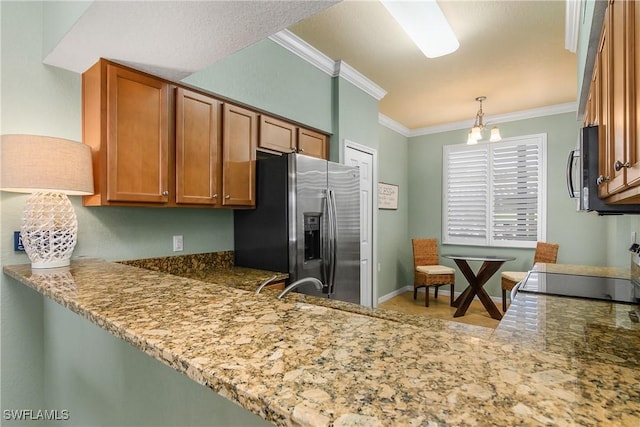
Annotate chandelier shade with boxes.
[466,96,502,144]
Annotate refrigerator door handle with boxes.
[566,149,578,198]
[321,193,330,289]
[328,189,338,294]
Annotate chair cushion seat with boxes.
[501,271,527,282]
[416,265,455,275]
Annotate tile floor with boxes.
[377,290,501,329]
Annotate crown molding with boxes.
[268,29,335,75]
[269,29,386,100]
[390,102,578,137]
[565,0,582,53]
[335,61,387,101]
[378,113,411,137]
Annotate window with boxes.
[442,134,546,248]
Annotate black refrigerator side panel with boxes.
[234,156,289,272]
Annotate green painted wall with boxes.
[377,126,411,297]
[407,112,625,298]
[183,39,333,133]
[42,1,92,58]
[42,298,269,426]
[332,77,380,160]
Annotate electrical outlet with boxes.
[172,235,183,252]
[14,231,25,252]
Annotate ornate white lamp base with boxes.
[21,192,78,269]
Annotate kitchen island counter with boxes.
[4,259,640,426]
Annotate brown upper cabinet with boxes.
[259,114,328,159]
[594,0,640,203]
[297,127,328,159]
[175,88,222,206]
[222,104,257,207]
[82,59,266,208]
[83,61,171,206]
[259,115,296,154]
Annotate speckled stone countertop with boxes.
[4,259,640,426]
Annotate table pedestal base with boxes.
[451,258,505,320]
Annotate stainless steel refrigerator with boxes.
[234,153,360,303]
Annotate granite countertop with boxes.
[4,259,640,426]
[532,262,630,279]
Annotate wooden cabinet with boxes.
[604,0,627,195]
[83,59,258,208]
[222,104,257,207]
[298,128,328,159]
[83,58,324,209]
[259,115,296,153]
[83,60,170,206]
[175,88,222,206]
[592,0,640,203]
[259,114,328,160]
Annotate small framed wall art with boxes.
[378,182,398,210]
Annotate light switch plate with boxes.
[172,235,183,252]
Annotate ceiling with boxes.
[44,0,578,133]
[288,0,578,131]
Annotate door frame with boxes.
[340,139,378,308]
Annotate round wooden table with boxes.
[443,254,515,320]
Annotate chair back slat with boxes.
[412,238,440,267]
[533,242,559,264]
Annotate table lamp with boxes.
[1,134,94,269]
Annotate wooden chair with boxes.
[412,238,455,307]
[501,241,559,312]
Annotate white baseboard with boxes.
[377,285,413,303]
[377,286,502,305]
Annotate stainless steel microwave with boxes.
[566,125,640,214]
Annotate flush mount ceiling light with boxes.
[380,0,459,58]
[466,96,502,145]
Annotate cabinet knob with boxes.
[212,193,218,199]
[162,190,169,196]
[614,160,631,172]
[597,175,610,185]
[225,194,231,199]
[299,147,305,153]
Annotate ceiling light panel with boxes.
[380,0,459,58]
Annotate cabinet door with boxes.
[106,64,169,203]
[297,128,328,159]
[626,0,640,185]
[598,8,612,198]
[175,88,222,205]
[222,104,257,207]
[259,115,296,153]
[605,0,628,194]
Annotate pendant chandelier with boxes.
[466,96,502,145]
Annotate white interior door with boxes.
[343,142,375,307]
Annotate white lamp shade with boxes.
[1,134,94,269]
[466,131,477,145]
[1,134,94,195]
[490,126,502,142]
[471,126,482,141]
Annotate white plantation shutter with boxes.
[443,146,489,245]
[443,134,546,248]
